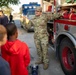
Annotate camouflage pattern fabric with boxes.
[25,12,61,64]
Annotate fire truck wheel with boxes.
[59,37,76,75]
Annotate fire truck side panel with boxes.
[54,19,76,57]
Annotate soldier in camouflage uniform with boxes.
[25,6,61,70]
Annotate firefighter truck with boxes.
[47,1,76,75]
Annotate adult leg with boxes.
[41,36,49,69]
[34,38,43,64]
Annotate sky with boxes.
[12,0,41,13]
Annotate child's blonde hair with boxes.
[0,25,7,41]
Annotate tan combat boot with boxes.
[35,61,43,64]
[43,64,49,70]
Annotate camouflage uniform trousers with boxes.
[34,35,49,64]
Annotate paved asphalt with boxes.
[14,19,65,75]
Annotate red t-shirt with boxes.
[1,39,30,75]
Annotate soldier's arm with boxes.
[25,20,33,30]
[22,16,33,29]
[53,12,62,20]
[46,12,62,21]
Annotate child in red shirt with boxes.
[1,23,30,75]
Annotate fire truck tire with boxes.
[59,37,76,75]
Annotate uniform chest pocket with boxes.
[40,19,46,26]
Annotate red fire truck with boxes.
[47,2,76,75]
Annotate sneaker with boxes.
[35,61,43,64]
[43,64,49,70]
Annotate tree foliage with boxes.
[1,7,14,16]
[0,0,20,7]
[43,0,50,2]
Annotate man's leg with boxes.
[41,36,49,69]
[34,38,43,64]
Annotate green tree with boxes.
[1,6,14,16]
[44,0,50,2]
[0,0,20,7]
[66,0,76,3]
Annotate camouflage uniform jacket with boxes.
[26,12,61,39]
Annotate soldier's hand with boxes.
[26,18,29,24]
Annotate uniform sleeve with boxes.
[53,12,62,20]
[24,43,30,67]
[46,12,54,21]
[46,12,62,21]
[25,20,33,30]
